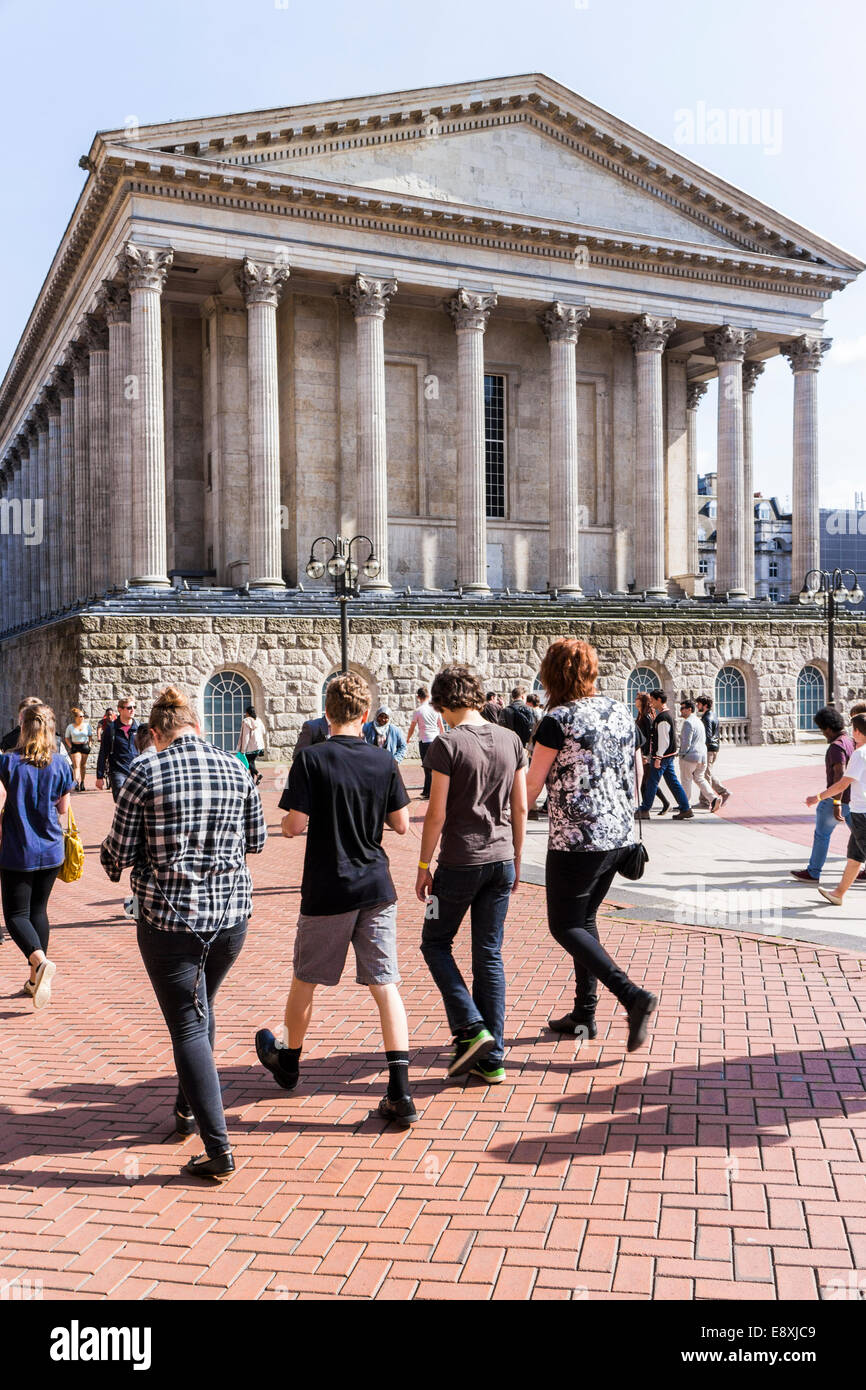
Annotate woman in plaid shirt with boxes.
[101,686,266,1182]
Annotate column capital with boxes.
[52,365,75,399]
[43,385,61,417]
[345,273,397,320]
[686,381,709,411]
[67,340,90,376]
[445,287,498,332]
[779,335,832,373]
[627,313,677,353]
[742,360,766,393]
[98,281,132,326]
[32,403,48,433]
[82,313,109,353]
[122,242,174,293]
[538,301,590,344]
[236,257,290,307]
[705,325,757,363]
[15,431,30,457]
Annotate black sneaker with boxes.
[626,991,658,1052]
[373,1094,417,1129]
[447,1026,495,1076]
[255,1028,299,1091]
[547,1012,598,1038]
[184,1150,235,1182]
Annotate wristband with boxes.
[418,861,430,870]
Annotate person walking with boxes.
[1,697,42,753]
[525,638,658,1048]
[499,686,535,748]
[793,706,866,884]
[696,695,730,807]
[526,691,548,820]
[292,711,330,761]
[416,664,527,1085]
[95,699,139,801]
[65,707,94,791]
[254,673,415,1126]
[237,704,267,785]
[362,706,408,762]
[407,686,446,799]
[636,690,692,820]
[635,692,670,815]
[809,714,866,906]
[678,699,720,811]
[0,703,73,1007]
[100,686,266,1182]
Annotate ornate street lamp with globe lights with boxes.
[305,534,381,675]
[798,568,864,707]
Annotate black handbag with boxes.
[618,757,649,881]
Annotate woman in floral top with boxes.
[526,639,658,1052]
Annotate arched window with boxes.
[715,666,746,720]
[626,666,659,707]
[797,665,825,731]
[321,672,340,715]
[203,670,253,752]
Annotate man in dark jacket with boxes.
[292,714,330,762]
[696,694,730,807]
[499,687,535,747]
[1,696,41,752]
[96,698,140,801]
[636,690,692,819]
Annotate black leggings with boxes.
[0,866,62,960]
[245,752,261,780]
[545,849,640,1018]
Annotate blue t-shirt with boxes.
[0,752,74,871]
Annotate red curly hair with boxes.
[538,638,598,708]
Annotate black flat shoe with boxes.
[626,991,658,1052]
[184,1151,235,1182]
[174,1109,196,1136]
[255,1028,299,1091]
[547,1012,598,1038]
[373,1093,417,1129]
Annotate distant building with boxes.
[698,473,791,602]
[820,503,866,611]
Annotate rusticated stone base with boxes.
[1,607,864,751]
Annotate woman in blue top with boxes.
[0,703,73,1008]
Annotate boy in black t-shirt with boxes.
[254,673,415,1127]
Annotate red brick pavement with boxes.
[716,764,853,851]
[0,765,864,1301]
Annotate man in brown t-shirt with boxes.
[416,664,527,1084]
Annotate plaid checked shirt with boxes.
[100,733,267,932]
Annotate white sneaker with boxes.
[32,958,57,1010]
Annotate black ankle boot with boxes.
[547,1011,598,1038]
[626,991,658,1052]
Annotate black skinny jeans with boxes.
[640,760,669,811]
[545,849,640,1019]
[137,919,247,1157]
[0,866,61,959]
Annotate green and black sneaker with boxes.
[469,1059,506,1085]
[447,1025,495,1077]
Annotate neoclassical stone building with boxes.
[0,75,863,747]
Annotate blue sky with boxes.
[1,0,863,506]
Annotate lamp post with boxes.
[305,533,380,675]
[798,567,864,707]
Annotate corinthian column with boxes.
[23,424,39,624]
[98,283,132,591]
[705,326,756,598]
[686,382,708,580]
[121,243,173,586]
[446,288,498,592]
[237,258,290,588]
[346,274,398,589]
[13,435,30,624]
[54,366,76,608]
[538,302,590,593]
[33,403,50,619]
[82,314,110,594]
[69,341,91,601]
[627,314,676,596]
[44,387,62,614]
[780,336,831,599]
[742,361,765,598]
[0,459,12,631]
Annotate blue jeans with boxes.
[639,758,690,813]
[807,800,852,878]
[137,919,247,1156]
[420,860,515,1064]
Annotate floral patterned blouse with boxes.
[535,695,638,852]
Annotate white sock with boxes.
[279,1024,291,1050]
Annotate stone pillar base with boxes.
[671,573,706,598]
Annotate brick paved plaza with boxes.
[1,760,864,1303]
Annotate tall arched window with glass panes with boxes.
[203,670,253,752]
[626,666,659,708]
[715,666,747,720]
[797,665,825,731]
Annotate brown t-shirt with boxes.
[425,721,526,867]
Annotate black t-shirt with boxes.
[279,735,409,916]
[0,725,20,753]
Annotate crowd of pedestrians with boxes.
[3,647,865,1184]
